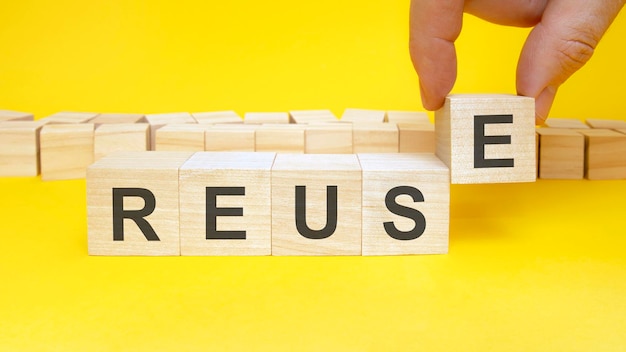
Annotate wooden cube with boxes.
[255,124,305,153]
[536,128,584,179]
[179,152,275,256]
[385,110,430,124]
[90,113,146,125]
[305,123,353,154]
[289,110,337,124]
[155,124,208,151]
[358,153,449,255]
[40,123,95,180]
[39,112,98,124]
[205,124,257,152]
[145,112,196,149]
[271,154,362,255]
[585,118,626,130]
[244,112,289,124]
[192,111,242,124]
[352,122,399,153]
[435,94,536,184]
[576,129,626,180]
[341,108,385,123]
[87,151,193,255]
[544,118,589,129]
[94,123,150,161]
[398,123,435,153]
[0,120,47,176]
[0,110,34,122]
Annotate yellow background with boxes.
[1,0,625,350]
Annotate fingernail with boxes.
[535,86,557,124]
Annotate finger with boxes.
[516,0,625,123]
[409,0,464,111]
[464,0,548,27]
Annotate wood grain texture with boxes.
[304,123,353,154]
[39,112,98,124]
[358,153,449,255]
[576,129,626,180]
[0,120,47,176]
[544,118,589,129]
[271,154,361,256]
[192,111,242,124]
[0,110,34,122]
[145,112,196,150]
[244,112,289,124]
[352,122,398,153]
[89,113,146,125]
[87,151,193,255]
[289,110,337,124]
[397,123,435,153]
[179,152,275,256]
[155,124,208,151]
[94,123,150,161]
[585,118,626,130]
[40,123,94,180]
[385,110,430,124]
[536,128,584,179]
[205,124,257,152]
[435,94,536,184]
[255,124,305,153]
[341,108,385,123]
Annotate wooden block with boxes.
[358,153,449,255]
[305,123,353,154]
[341,108,386,123]
[40,123,94,180]
[155,124,208,151]
[89,113,146,125]
[87,151,193,255]
[435,94,536,184]
[94,123,150,161]
[192,111,242,124]
[39,112,98,124]
[271,154,362,256]
[576,129,626,180]
[585,118,626,130]
[205,124,257,151]
[289,110,337,124]
[398,123,435,153]
[352,122,399,153]
[145,112,196,150]
[544,118,589,129]
[0,120,47,176]
[536,128,585,179]
[0,109,34,122]
[179,152,275,256]
[255,124,305,153]
[385,110,430,124]
[244,112,289,124]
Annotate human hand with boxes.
[409,0,625,124]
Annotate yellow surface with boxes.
[1,0,625,350]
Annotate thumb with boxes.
[516,0,625,124]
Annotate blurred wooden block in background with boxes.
[90,113,146,125]
[352,122,398,153]
[145,112,196,149]
[0,120,47,176]
[179,152,275,256]
[271,154,362,256]
[536,128,584,179]
[255,124,305,153]
[40,123,95,180]
[192,111,242,124]
[244,112,289,124]
[585,118,626,130]
[305,123,353,154]
[385,110,430,124]
[436,94,536,184]
[544,118,589,129]
[358,153,449,255]
[341,108,386,123]
[39,112,98,124]
[397,123,435,153]
[289,110,337,124]
[576,129,626,180]
[87,151,193,255]
[0,110,34,122]
[155,124,207,151]
[94,123,150,161]
[205,124,257,152]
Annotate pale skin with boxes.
[409,0,626,124]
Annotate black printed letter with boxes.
[112,188,159,241]
[206,187,246,240]
[474,114,514,168]
[295,185,338,239]
[383,186,426,240]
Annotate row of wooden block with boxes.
[88,151,449,256]
[0,110,434,180]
